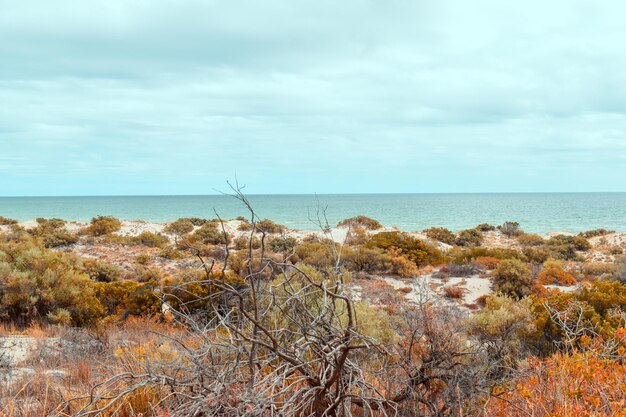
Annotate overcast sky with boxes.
[1,0,625,196]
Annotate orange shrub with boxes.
[443,286,463,299]
[485,352,626,417]
[474,256,501,270]
[538,267,577,286]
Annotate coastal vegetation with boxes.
[0,202,626,416]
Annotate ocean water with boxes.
[0,193,625,233]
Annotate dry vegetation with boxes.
[1,204,626,416]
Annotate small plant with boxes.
[517,233,545,247]
[136,253,152,265]
[580,228,614,238]
[492,259,533,299]
[256,219,286,234]
[164,218,195,235]
[423,227,456,245]
[454,228,483,247]
[269,236,297,254]
[0,216,18,225]
[498,221,522,237]
[443,286,463,299]
[132,231,170,248]
[476,223,496,232]
[85,216,122,236]
[337,215,383,230]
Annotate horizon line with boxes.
[1,191,626,198]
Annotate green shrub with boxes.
[234,235,261,250]
[132,232,169,248]
[164,219,195,235]
[192,223,229,245]
[256,219,285,234]
[615,256,626,283]
[158,246,183,260]
[476,223,496,232]
[609,246,624,255]
[135,253,152,265]
[337,215,382,230]
[454,229,483,247]
[85,216,122,236]
[498,221,522,237]
[293,241,338,269]
[522,247,551,264]
[179,217,211,226]
[516,233,545,247]
[546,234,591,251]
[366,231,444,267]
[96,281,160,317]
[492,259,534,299]
[269,236,297,254]
[448,247,525,264]
[423,227,455,245]
[342,246,388,274]
[83,259,122,282]
[0,240,103,326]
[0,216,18,226]
[580,228,614,238]
[27,217,78,248]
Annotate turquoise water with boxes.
[0,193,625,233]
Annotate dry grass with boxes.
[443,286,464,299]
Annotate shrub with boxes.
[0,216,18,225]
[132,232,170,248]
[615,256,626,283]
[516,233,544,247]
[268,236,297,254]
[522,246,551,264]
[581,262,615,278]
[366,231,444,267]
[256,219,285,234]
[537,260,577,286]
[434,263,481,278]
[342,247,388,274]
[96,281,160,317]
[546,234,591,251]
[26,217,78,248]
[454,228,483,247]
[498,221,522,237]
[423,227,455,245]
[136,253,152,265]
[448,246,525,264]
[85,216,122,236]
[476,223,496,232]
[83,259,122,282]
[158,246,183,260]
[293,241,338,269]
[192,223,228,245]
[492,259,533,299]
[163,218,195,235]
[473,256,501,270]
[580,228,614,238]
[443,286,463,299]
[234,235,261,250]
[609,246,624,255]
[345,225,369,245]
[179,217,211,226]
[387,248,419,277]
[337,215,382,230]
[0,240,104,326]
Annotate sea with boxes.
[0,193,625,233]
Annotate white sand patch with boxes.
[116,221,166,236]
[545,284,580,293]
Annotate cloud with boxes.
[0,0,625,195]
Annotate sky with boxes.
[1,0,626,196]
